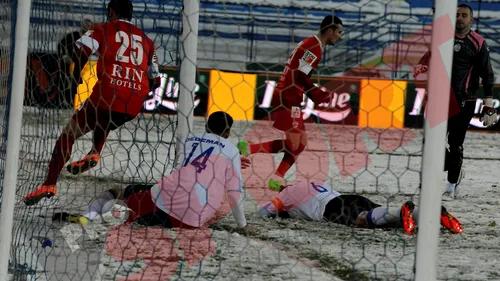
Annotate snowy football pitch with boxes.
[7,107,500,281]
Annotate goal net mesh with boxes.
[6,0,183,280]
[3,0,499,280]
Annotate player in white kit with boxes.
[258,181,463,235]
[53,111,251,230]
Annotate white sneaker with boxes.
[442,184,457,201]
[442,189,456,201]
[443,169,465,201]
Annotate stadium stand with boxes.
[4,0,500,77]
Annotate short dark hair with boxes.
[108,0,133,21]
[458,4,473,17]
[206,111,234,136]
[320,15,343,34]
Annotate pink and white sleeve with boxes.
[75,28,101,55]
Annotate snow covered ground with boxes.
[6,106,500,281]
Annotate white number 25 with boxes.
[115,31,144,65]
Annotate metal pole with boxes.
[414,0,457,280]
[0,0,33,279]
[175,0,200,167]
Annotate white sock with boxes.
[81,191,116,220]
[445,182,456,193]
[368,207,401,227]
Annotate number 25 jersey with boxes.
[151,132,246,228]
[76,19,158,115]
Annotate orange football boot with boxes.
[24,185,57,206]
[401,201,416,235]
[440,206,463,234]
[67,154,100,175]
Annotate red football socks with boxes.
[43,133,75,186]
[249,139,286,154]
[92,129,110,154]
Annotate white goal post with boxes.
[176,0,200,165]
[0,0,33,280]
[0,0,460,280]
[415,0,457,280]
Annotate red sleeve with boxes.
[292,46,330,104]
[295,45,321,76]
[311,45,322,70]
[418,50,431,66]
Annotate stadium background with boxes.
[3,1,500,280]
[21,0,500,131]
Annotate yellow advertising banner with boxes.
[358,80,407,129]
[73,60,98,110]
[208,70,256,121]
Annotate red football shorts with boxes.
[121,184,196,229]
[272,106,305,133]
[72,101,136,132]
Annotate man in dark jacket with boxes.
[414,4,496,200]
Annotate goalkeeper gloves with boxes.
[480,97,497,127]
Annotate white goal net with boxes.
[2,0,500,280]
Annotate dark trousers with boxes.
[444,100,476,183]
[323,195,381,226]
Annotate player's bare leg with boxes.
[24,118,92,206]
[67,127,110,175]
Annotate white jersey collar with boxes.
[314,35,324,51]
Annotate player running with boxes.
[414,4,496,200]
[53,111,251,230]
[237,15,343,191]
[258,181,463,235]
[24,0,159,205]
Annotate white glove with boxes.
[480,97,497,127]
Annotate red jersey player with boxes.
[24,0,159,206]
[238,15,343,190]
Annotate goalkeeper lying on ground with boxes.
[257,181,463,235]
